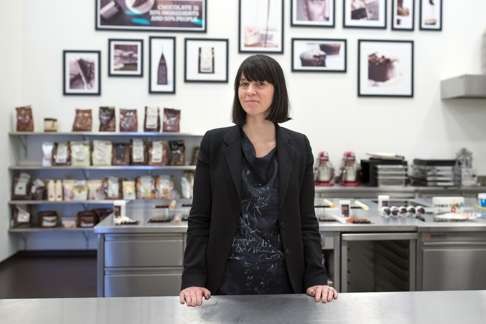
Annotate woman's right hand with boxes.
[179,287,211,307]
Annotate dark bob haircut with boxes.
[232,55,290,125]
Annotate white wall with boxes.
[0,1,23,260]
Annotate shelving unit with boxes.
[9,131,203,249]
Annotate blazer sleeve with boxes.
[300,135,330,289]
[181,132,212,289]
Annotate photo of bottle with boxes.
[157,52,168,85]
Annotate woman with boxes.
[179,55,338,306]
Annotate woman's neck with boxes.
[242,116,276,143]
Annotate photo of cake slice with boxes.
[368,53,396,82]
[300,48,326,67]
[319,43,341,55]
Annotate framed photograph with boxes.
[419,0,442,31]
[184,38,229,83]
[291,38,346,72]
[392,0,415,31]
[343,0,387,29]
[149,37,176,94]
[108,39,143,77]
[63,50,101,96]
[95,0,207,32]
[239,0,284,53]
[291,0,335,28]
[358,40,414,98]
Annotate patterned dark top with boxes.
[218,130,292,295]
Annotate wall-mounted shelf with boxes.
[441,74,486,99]
[9,200,115,205]
[9,132,204,137]
[9,228,93,233]
[9,165,197,171]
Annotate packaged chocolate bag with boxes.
[87,179,105,200]
[72,109,93,132]
[122,180,136,200]
[119,109,138,132]
[169,140,186,166]
[144,106,160,132]
[162,108,180,133]
[99,106,116,132]
[53,142,71,166]
[38,211,60,228]
[70,141,91,167]
[92,140,112,166]
[112,143,131,165]
[76,211,98,228]
[148,140,169,166]
[13,205,32,228]
[43,118,58,132]
[12,172,32,200]
[16,106,34,132]
[131,139,147,165]
[30,178,46,201]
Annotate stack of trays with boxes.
[376,164,408,187]
[410,159,458,187]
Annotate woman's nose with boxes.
[246,83,257,94]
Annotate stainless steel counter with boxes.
[1,291,485,324]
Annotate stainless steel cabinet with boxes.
[418,231,486,290]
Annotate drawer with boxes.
[105,234,184,267]
[104,268,182,297]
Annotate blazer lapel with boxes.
[277,125,294,208]
[223,126,242,201]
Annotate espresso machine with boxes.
[315,151,334,186]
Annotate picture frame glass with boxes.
[150,38,175,93]
[109,40,143,76]
[359,41,414,97]
[96,0,206,32]
[392,0,414,30]
[292,0,335,26]
[420,0,442,30]
[292,39,346,72]
[344,0,386,28]
[185,40,228,82]
[64,52,100,95]
[240,0,283,52]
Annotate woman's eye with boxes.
[256,81,266,87]
[240,82,249,87]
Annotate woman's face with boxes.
[238,75,275,119]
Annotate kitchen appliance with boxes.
[361,157,408,187]
[455,148,477,186]
[410,159,458,187]
[338,151,360,186]
[315,151,334,186]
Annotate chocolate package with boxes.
[131,139,147,165]
[99,106,116,132]
[181,172,194,199]
[12,205,32,228]
[136,176,155,199]
[144,106,160,132]
[12,172,32,200]
[148,140,169,166]
[43,118,58,132]
[155,175,175,200]
[16,105,34,132]
[92,140,112,166]
[53,142,71,166]
[122,180,136,200]
[62,179,75,201]
[30,179,46,201]
[72,180,88,201]
[42,142,54,167]
[70,141,91,167]
[87,179,106,200]
[162,108,180,133]
[38,211,60,228]
[112,143,131,165]
[105,177,121,199]
[119,109,138,132]
[72,109,93,132]
[76,211,98,228]
[169,140,186,166]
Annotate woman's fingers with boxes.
[203,288,211,299]
[314,286,323,302]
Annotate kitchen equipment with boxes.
[455,148,477,186]
[361,158,407,187]
[315,151,334,186]
[338,151,360,186]
[410,159,458,187]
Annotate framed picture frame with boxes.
[392,0,415,31]
[239,0,284,53]
[343,0,387,29]
[63,50,101,96]
[291,38,347,73]
[291,0,335,28]
[108,39,143,77]
[419,0,442,31]
[95,0,207,32]
[358,40,414,98]
[184,38,229,83]
[149,37,176,94]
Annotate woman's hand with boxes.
[306,285,338,303]
[179,287,211,307]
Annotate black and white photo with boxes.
[358,40,414,97]
[291,0,335,27]
[343,0,387,29]
[239,0,284,53]
[184,38,229,83]
[149,36,176,94]
[291,38,346,72]
[108,39,143,77]
[420,0,442,31]
[63,50,101,96]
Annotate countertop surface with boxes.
[94,199,486,234]
[1,291,485,324]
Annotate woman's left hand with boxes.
[306,285,338,303]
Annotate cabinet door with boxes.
[104,268,182,297]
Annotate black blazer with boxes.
[181,125,328,293]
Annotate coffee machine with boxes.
[315,151,334,186]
